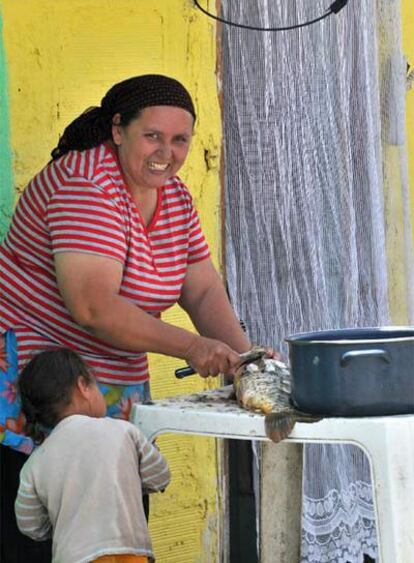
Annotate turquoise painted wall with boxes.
[0,13,13,237]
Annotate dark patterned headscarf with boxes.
[51,74,196,160]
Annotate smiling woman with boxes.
[0,73,251,563]
[112,106,194,223]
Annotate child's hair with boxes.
[18,348,95,444]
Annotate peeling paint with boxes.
[384,3,414,323]
[402,1,414,225]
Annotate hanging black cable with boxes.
[193,0,349,32]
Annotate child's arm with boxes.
[15,476,52,541]
[137,433,171,493]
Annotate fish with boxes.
[233,349,322,442]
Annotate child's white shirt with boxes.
[15,414,170,563]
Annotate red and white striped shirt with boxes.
[0,142,210,384]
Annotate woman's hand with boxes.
[184,335,242,378]
[263,346,283,362]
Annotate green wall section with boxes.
[0,14,13,238]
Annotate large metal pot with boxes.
[285,326,414,416]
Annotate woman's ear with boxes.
[112,113,122,146]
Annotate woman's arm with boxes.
[178,258,251,360]
[179,259,251,375]
[54,252,242,376]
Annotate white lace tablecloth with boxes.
[301,444,378,563]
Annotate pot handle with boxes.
[340,349,391,367]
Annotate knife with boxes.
[175,347,267,379]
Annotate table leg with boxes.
[260,442,303,563]
[359,419,414,563]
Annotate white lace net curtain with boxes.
[221,0,414,561]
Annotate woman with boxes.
[0,74,251,562]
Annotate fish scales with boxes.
[233,352,321,442]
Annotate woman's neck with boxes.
[132,188,159,227]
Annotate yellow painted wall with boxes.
[402,0,414,215]
[377,2,414,323]
[1,1,223,561]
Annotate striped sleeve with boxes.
[135,430,171,492]
[15,473,52,541]
[45,178,127,264]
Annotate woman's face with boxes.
[112,105,194,193]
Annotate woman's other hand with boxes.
[263,346,283,362]
[184,335,242,378]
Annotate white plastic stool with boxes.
[130,386,414,563]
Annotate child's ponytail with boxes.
[20,394,48,445]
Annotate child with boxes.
[14,349,170,563]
